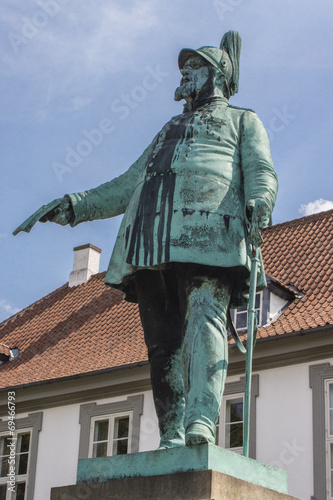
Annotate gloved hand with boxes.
[246,199,270,229]
[246,199,270,247]
[39,196,74,226]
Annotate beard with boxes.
[174,81,196,102]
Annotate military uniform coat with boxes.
[68,97,278,307]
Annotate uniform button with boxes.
[189,138,195,143]
[148,162,154,167]
[185,147,191,152]
[182,157,188,162]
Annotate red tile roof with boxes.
[260,208,333,338]
[0,276,146,389]
[0,209,332,389]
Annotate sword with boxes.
[243,219,263,458]
[13,199,63,236]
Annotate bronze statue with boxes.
[14,31,278,450]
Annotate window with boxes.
[223,396,244,453]
[0,413,42,500]
[233,292,263,330]
[78,395,143,460]
[90,413,132,458]
[0,430,30,500]
[215,375,258,459]
[216,394,244,454]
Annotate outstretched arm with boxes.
[62,140,155,227]
[13,139,155,235]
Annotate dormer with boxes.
[229,275,298,331]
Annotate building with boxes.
[0,209,333,500]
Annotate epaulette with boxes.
[227,104,255,113]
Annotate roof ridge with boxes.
[0,270,108,328]
[0,282,69,327]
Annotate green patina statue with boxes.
[14,31,278,450]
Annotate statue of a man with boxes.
[17,31,278,449]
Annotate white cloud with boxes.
[299,199,333,216]
[0,299,20,317]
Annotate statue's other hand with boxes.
[246,199,270,229]
[39,196,74,226]
[246,198,270,247]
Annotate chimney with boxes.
[69,244,102,287]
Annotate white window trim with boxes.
[220,392,244,455]
[0,427,31,499]
[88,411,133,458]
[216,375,259,459]
[78,395,144,460]
[233,291,263,331]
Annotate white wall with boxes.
[34,404,81,500]
[139,390,160,452]
[256,361,314,500]
[269,293,288,321]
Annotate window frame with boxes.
[78,395,143,460]
[216,375,259,459]
[309,362,333,500]
[0,427,31,499]
[231,291,265,331]
[89,411,133,459]
[0,412,42,500]
[221,393,244,454]
[325,379,333,499]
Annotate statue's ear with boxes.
[215,71,226,86]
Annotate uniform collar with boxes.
[183,96,229,113]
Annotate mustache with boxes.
[180,75,191,86]
[174,81,196,102]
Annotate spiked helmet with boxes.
[178,31,241,97]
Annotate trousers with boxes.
[135,263,234,448]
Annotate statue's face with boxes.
[174,55,213,103]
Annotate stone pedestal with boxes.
[51,469,301,500]
[50,445,301,500]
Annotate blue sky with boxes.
[1,0,333,322]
